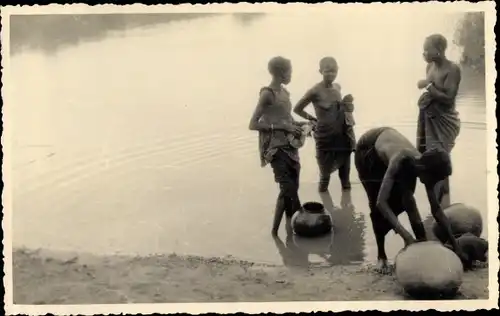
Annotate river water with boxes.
[8,12,488,267]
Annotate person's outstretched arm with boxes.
[425,183,468,264]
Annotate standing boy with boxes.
[249,56,307,236]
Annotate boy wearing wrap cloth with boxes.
[416,34,461,208]
[294,57,356,193]
[249,56,309,237]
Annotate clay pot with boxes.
[432,203,483,243]
[395,241,464,299]
[291,202,333,238]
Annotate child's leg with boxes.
[317,150,333,192]
[272,195,286,236]
[346,125,356,152]
[271,151,301,235]
[338,152,352,190]
[283,159,301,218]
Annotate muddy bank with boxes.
[12,248,488,304]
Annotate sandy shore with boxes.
[11,247,488,304]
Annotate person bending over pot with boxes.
[354,126,468,274]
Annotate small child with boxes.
[335,84,356,152]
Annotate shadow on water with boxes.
[9,13,223,55]
[273,190,366,268]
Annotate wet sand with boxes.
[12,248,488,304]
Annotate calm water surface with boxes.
[9,13,488,266]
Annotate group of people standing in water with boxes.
[249,33,467,273]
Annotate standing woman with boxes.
[416,34,462,208]
[294,57,355,193]
[248,56,307,236]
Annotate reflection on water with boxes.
[8,12,488,266]
[321,191,366,265]
[273,190,365,268]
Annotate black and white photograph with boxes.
[1,2,498,314]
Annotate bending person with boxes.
[354,127,468,274]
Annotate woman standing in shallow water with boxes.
[248,56,309,237]
[294,57,356,194]
[416,33,462,208]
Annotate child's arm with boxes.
[293,88,318,123]
[341,94,355,127]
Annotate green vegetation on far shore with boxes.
[454,12,485,74]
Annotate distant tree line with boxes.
[9,13,220,55]
[453,12,485,73]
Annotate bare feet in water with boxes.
[318,182,329,193]
[373,259,393,275]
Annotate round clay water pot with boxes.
[395,241,464,299]
[432,203,483,243]
[291,202,333,238]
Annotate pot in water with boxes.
[291,201,333,238]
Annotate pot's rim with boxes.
[302,201,324,213]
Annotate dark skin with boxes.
[294,62,354,192]
[418,37,462,106]
[372,129,467,274]
[248,65,306,236]
[417,36,461,208]
[294,62,352,122]
[248,67,303,135]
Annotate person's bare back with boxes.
[374,129,419,166]
[354,127,468,274]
